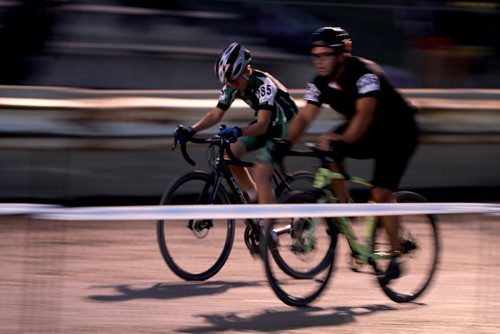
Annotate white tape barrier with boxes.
[0,203,58,216]
[26,202,500,221]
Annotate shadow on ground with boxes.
[176,303,423,333]
[87,280,266,302]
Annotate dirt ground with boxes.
[1,213,499,334]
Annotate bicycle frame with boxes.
[312,167,393,266]
[160,131,316,281]
[176,131,307,206]
[213,150,249,205]
[264,144,439,306]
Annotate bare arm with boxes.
[191,107,226,133]
[240,109,272,137]
[339,96,377,144]
[287,103,322,143]
[317,97,377,150]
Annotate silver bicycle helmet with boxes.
[214,42,252,84]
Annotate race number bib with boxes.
[256,78,277,105]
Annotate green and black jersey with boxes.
[216,69,297,126]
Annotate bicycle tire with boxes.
[272,190,336,278]
[275,170,315,201]
[263,190,338,307]
[371,191,440,303]
[242,170,315,256]
[157,171,235,281]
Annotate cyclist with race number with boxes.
[174,42,298,211]
[271,27,420,285]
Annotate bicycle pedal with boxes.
[290,239,315,253]
[248,245,261,259]
[402,239,417,253]
[377,258,401,286]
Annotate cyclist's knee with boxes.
[371,187,394,203]
[229,141,246,158]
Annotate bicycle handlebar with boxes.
[275,141,351,180]
[172,126,253,167]
[179,137,202,166]
[172,128,349,179]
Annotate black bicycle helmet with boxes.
[214,42,252,84]
[310,27,352,53]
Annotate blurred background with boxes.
[1,0,499,88]
[0,0,499,204]
[1,4,498,334]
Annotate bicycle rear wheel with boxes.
[371,191,440,302]
[263,190,338,307]
[275,170,315,201]
[157,171,235,281]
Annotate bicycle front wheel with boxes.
[263,190,338,307]
[371,191,440,303]
[157,171,235,281]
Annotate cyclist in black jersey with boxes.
[272,27,419,284]
[174,42,297,207]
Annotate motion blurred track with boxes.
[1,213,499,333]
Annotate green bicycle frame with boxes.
[313,167,392,265]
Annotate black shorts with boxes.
[334,122,419,191]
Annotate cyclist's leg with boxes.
[374,191,439,300]
[250,128,283,242]
[238,128,280,204]
[253,158,278,245]
[372,134,418,254]
[255,130,283,205]
[371,186,401,254]
[329,161,352,203]
[372,134,418,283]
[253,159,275,205]
[227,140,257,202]
[371,184,403,284]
